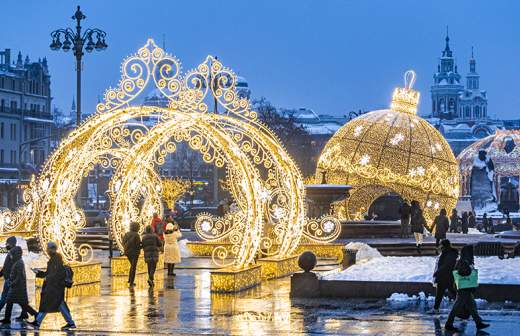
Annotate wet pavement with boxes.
[0,257,519,335]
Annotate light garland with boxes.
[161,178,189,210]
[317,70,459,226]
[0,39,307,269]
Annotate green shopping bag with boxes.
[453,269,478,289]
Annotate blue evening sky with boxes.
[2,0,519,118]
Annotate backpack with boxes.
[64,265,74,288]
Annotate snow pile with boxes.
[387,292,435,302]
[324,256,520,284]
[344,242,382,263]
[178,239,193,258]
[467,228,484,235]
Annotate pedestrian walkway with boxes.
[0,258,519,334]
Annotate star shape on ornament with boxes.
[359,154,370,166]
[390,133,405,146]
[416,166,425,176]
[353,125,363,137]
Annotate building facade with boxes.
[0,48,53,208]
[427,33,502,156]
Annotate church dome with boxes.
[458,130,520,192]
[317,71,459,224]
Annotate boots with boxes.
[416,244,422,255]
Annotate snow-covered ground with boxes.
[324,243,520,284]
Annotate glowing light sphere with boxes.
[317,71,459,226]
[458,130,520,196]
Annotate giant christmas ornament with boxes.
[317,71,459,226]
[458,130,520,213]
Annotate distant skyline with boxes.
[2,0,520,118]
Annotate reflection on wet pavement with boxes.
[0,257,519,335]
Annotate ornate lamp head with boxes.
[390,70,420,115]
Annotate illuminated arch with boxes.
[0,39,308,267]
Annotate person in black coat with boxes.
[0,237,17,313]
[468,212,476,228]
[432,239,459,312]
[0,246,37,325]
[123,222,142,286]
[410,200,426,254]
[30,241,76,330]
[449,209,459,233]
[445,258,490,332]
[461,212,469,234]
[398,200,411,238]
[433,209,450,248]
[141,225,163,287]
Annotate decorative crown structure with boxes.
[390,70,420,114]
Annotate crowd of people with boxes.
[0,238,76,330]
[0,213,183,330]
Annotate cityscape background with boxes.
[2,0,520,212]
[2,0,520,118]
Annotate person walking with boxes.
[0,246,38,326]
[150,213,165,241]
[29,242,76,330]
[141,225,163,287]
[461,212,469,234]
[410,200,426,254]
[122,222,141,286]
[468,212,476,229]
[449,209,459,233]
[164,223,182,276]
[433,209,450,248]
[0,237,17,314]
[431,239,458,314]
[398,200,411,238]
[445,258,490,332]
[480,213,488,232]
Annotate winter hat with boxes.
[47,241,58,250]
[440,239,451,250]
[5,236,17,247]
[166,223,174,231]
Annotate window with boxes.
[10,150,16,164]
[10,123,16,141]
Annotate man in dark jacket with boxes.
[431,239,459,313]
[0,237,17,312]
[123,222,141,286]
[29,242,76,330]
[398,200,411,238]
[433,209,450,248]
[0,246,38,325]
[141,225,163,287]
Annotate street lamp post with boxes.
[50,6,108,126]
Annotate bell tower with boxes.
[430,28,464,120]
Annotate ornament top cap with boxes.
[390,70,420,115]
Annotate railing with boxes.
[0,107,53,120]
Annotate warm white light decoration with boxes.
[0,39,306,269]
[317,70,459,228]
